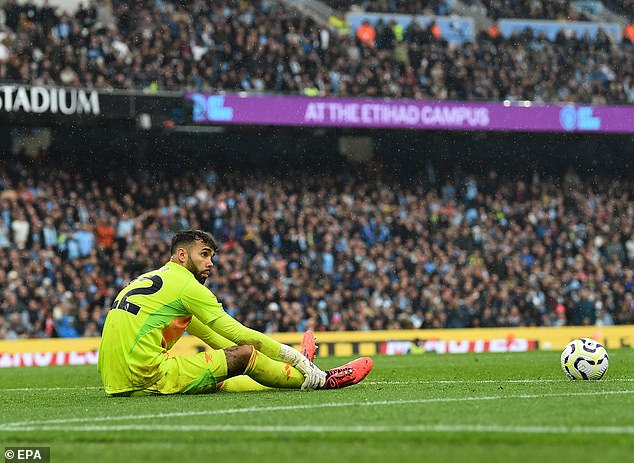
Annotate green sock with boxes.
[244,349,304,389]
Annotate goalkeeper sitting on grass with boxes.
[97,229,372,396]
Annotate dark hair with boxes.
[170,230,218,255]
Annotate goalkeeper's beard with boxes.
[185,255,209,284]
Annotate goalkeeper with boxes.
[97,229,372,396]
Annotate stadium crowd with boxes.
[0,1,633,340]
[604,0,634,16]
[1,154,633,340]
[323,1,450,16]
[462,0,591,21]
[0,0,633,103]
[325,0,587,21]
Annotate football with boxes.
[560,338,609,380]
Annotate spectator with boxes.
[486,21,501,42]
[0,217,10,248]
[96,217,116,252]
[624,21,634,44]
[356,20,376,47]
[11,210,29,249]
[328,10,350,35]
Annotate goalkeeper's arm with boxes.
[187,315,236,350]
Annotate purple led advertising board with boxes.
[186,93,634,133]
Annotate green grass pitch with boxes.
[1,350,633,463]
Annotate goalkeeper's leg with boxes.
[219,332,318,392]
[218,375,271,392]
[224,345,373,390]
[225,345,305,389]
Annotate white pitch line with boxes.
[366,378,634,385]
[1,386,103,392]
[3,390,634,430]
[3,423,634,435]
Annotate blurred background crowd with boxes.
[0,0,633,102]
[1,152,632,339]
[0,0,633,339]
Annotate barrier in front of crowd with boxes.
[344,12,475,44]
[498,18,621,42]
[0,84,185,128]
[1,325,633,368]
[186,93,634,134]
[5,84,634,134]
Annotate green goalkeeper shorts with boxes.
[114,350,229,396]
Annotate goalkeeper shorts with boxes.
[117,350,229,396]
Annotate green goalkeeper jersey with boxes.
[97,261,225,394]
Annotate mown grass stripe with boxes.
[4,377,634,392]
[3,390,633,429]
[3,423,634,435]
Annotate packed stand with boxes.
[326,0,586,20]
[0,0,633,104]
[1,156,633,340]
[603,0,634,16]
[463,0,591,21]
[323,0,450,16]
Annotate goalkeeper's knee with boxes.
[224,345,256,376]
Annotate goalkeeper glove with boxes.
[279,344,326,390]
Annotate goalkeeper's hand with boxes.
[296,356,327,390]
[279,344,326,390]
